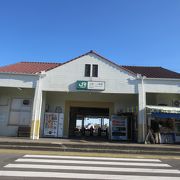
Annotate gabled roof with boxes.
[0,61,61,74]
[0,51,179,79]
[122,66,180,79]
[62,50,180,79]
[61,50,137,76]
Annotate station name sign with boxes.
[76,81,105,91]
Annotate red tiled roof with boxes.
[0,52,179,79]
[0,62,61,74]
[122,66,180,79]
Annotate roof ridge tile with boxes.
[20,61,61,64]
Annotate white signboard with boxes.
[87,81,105,90]
[58,113,64,137]
[77,81,105,91]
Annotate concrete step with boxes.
[0,142,180,156]
[63,143,180,151]
[0,137,180,154]
[1,141,180,151]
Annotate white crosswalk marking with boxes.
[23,154,162,162]
[0,171,180,180]
[1,154,180,179]
[15,158,171,167]
[5,163,180,174]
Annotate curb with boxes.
[0,144,180,156]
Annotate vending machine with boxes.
[43,113,64,138]
[110,115,128,140]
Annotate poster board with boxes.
[57,113,64,137]
[44,113,59,137]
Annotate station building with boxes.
[0,51,180,143]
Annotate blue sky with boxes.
[0,0,180,72]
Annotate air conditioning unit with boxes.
[173,100,180,107]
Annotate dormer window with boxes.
[85,64,91,77]
[84,64,98,77]
[92,64,98,77]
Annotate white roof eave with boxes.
[0,72,40,76]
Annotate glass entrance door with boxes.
[75,116,109,138]
[69,107,109,139]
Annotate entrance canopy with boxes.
[146,105,180,119]
[146,105,180,114]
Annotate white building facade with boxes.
[0,51,180,143]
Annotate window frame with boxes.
[84,64,91,77]
[92,64,98,77]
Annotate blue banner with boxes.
[151,112,180,119]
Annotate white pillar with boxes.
[40,91,46,138]
[138,76,146,143]
[30,76,43,140]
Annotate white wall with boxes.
[147,93,180,106]
[45,91,138,114]
[42,53,138,94]
[0,87,34,136]
[144,79,180,94]
[0,73,38,88]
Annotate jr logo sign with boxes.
[76,81,88,90]
[76,81,105,91]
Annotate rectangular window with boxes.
[9,98,32,126]
[92,64,98,77]
[85,64,91,77]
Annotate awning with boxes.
[151,112,180,119]
[146,105,180,114]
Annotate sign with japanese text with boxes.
[76,81,105,91]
